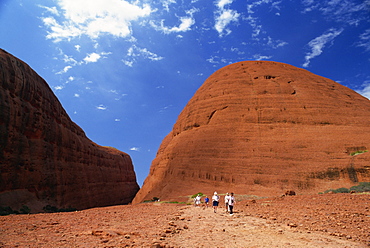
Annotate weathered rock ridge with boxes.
[133,61,370,203]
[0,49,139,212]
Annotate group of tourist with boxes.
[193,192,236,215]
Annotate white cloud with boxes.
[214,0,240,37]
[302,1,369,25]
[56,65,72,74]
[267,36,288,49]
[84,51,112,63]
[124,45,164,66]
[253,54,272,60]
[130,147,140,151]
[74,93,80,97]
[83,52,101,63]
[96,104,107,110]
[40,0,151,42]
[122,60,134,67]
[39,5,59,16]
[245,15,262,37]
[54,85,64,90]
[245,0,283,38]
[357,81,370,100]
[62,54,78,65]
[217,0,233,9]
[207,56,220,64]
[150,8,197,34]
[303,28,343,68]
[162,0,176,12]
[357,29,370,52]
[159,105,172,113]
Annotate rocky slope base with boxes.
[0,49,139,212]
[134,61,370,203]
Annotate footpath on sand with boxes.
[163,205,366,248]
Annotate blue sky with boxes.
[1,0,369,186]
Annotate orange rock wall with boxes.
[0,49,139,211]
[133,61,370,203]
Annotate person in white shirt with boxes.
[194,194,201,207]
[212,192,220,213]
[228,192,236,215]
[224,193,231,213]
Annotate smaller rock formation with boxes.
[0,49,139,212]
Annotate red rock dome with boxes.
[0,49,139,212]
[133,61,370,203]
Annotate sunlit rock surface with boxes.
[133,61,370,203]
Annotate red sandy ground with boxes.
[0,194,368,247]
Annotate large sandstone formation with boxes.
[133,61,370,203]
[0,49,139,212]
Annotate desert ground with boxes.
[0,193,369,247]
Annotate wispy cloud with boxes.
[56,65,72,74]
[96,104,107,110]
[40,0,151,42]
[161,0,176,12]
[245,0,282,38]
[357,81,370,100]
[150,8,197,34]
[214,0,240,37]
[39,5,59,16]
[130,147,140,151]
[267,36,288,49]
[303,28,343,68]
[357,29,370,52]
[253,54,272,61]
[302,0,370,25]
[123,45,164,66]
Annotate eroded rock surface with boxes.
[134,61,370,203]
[0,49,139,212]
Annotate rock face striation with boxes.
[0,49,139,212]
[133,61,370,203]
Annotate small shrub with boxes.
[20,205,31,214]
[0,206,18,216]
[322,182,370,194]
[43,205,59,213]
[350,150,368,156]
[58,207,77,212]
[350,182,370,192]
[43,205,77,213]
[143,197,160,203]
[335,187,350,193]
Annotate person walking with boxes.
[224,193,231,213]
[194,194,201,207]
[228,192,236,215]
[212,192,220,213]
[204,196,209,208]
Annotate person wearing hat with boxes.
[212,192,220,213]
